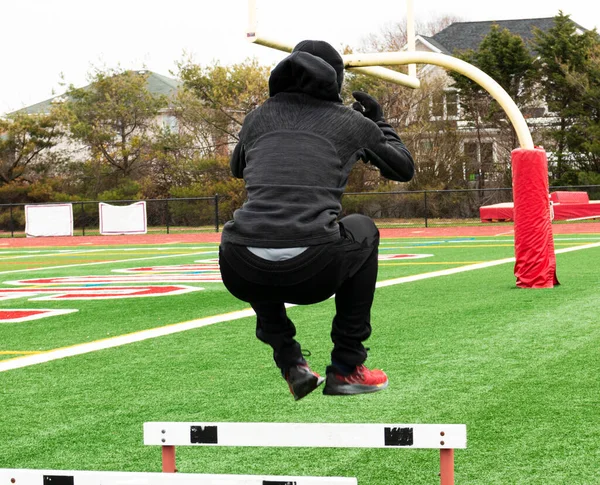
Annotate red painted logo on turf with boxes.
[0,285,202,301]
[0,309,78,322]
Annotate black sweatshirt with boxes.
[221,51,415,248]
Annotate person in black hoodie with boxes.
[219,40,415,400]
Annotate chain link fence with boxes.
[1,186,599,238]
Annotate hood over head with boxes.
[292,40,344,90]
[268,40,344,102]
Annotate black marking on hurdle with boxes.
[190,425,218,444]
[384,427,414,446]
[43,476,74,485]
[262,481,297,485]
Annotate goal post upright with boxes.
[244,0,557,288]
[246,0,421,89]
[406,0,417,79]
[246,0,531,147]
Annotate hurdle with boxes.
[0,468,355,484]
[144,422,467,484]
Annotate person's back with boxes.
[222,46,413,248]
[219,40,415,400]
[224,94,350,246]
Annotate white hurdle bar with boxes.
[144,422,467,484]
[0,468,356,484]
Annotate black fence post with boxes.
[81,202,86,236]
[165,199,170,234]
[214,194,219,233]
[10,204,14,237]
[424,191,429,228]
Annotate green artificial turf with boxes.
[0,239,599,484]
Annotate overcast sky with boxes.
[1,0,598,115]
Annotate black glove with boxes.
[352,91,384,122]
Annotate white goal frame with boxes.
[246,0,533,149]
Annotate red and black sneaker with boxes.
[283,364,325,401]
[323,364,389,395]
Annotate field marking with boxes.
[407,244,514,248]
[0,246,217,260]
[388,242,594,250]
[378,241,600,288]
[0,251,218,276]
[382,244,514,249]
[0,308,79,321]
[0,308,255,372]
[551,242,600,254]
[381,237,600,245]
[1,242,599,373]
[379,261,485,266]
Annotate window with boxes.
[161,115,178,133]
[446,92,458,118]
[481,143,493,166]
[463,141,496,182]
[430,90,460,120]
[432,92,444,118]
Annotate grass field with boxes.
[1,233,599,484]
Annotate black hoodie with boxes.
[222,47,414,248]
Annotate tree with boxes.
[449,25,537,188]
[0,111,61,185]
[143,72,269,199]
[533,12,598,179]
[345,15,477,194]
[59,68,168,188]
[176,58,270,147]
[561,41,600,175]
[359,15,461,53]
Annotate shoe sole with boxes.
[292,375,325,401]
[323,379,389,396]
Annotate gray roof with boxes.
[144,71,181,96]
[418,35,448,53]
[11,70,181,116]
[427,17,587,55]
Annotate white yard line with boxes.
[550,242,600,254]
[0,308,256,372]
[380,242,600,290]
[0,251,218,276]
[1,242,599,373]
[0,246,216,260]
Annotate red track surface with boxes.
[1,222,599,248]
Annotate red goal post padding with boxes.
[512,148,559,288]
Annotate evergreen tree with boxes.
[449,25,537,187]
[562,42,600,175]
[533,12,597,179]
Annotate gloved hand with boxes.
[352,91,384,122]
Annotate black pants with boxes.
[219,214,379,370]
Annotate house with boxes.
[410,17,588,184]
[417,18,587,56]
[14,70,181,126]
[2,71,182,168]
[7,70,237,161]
